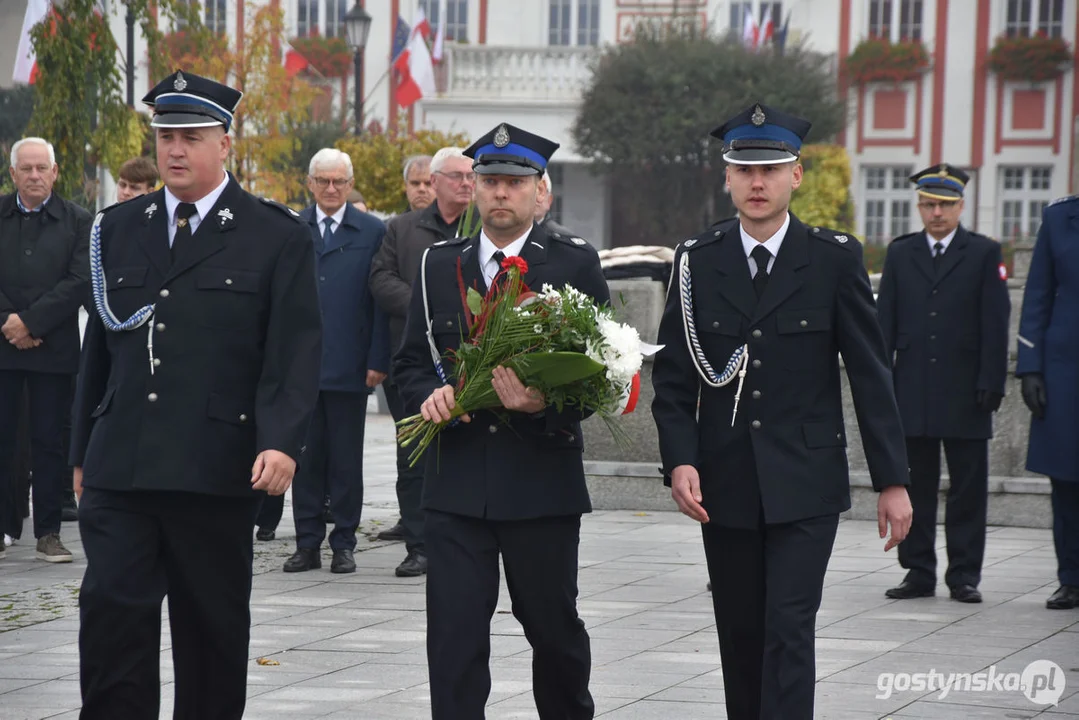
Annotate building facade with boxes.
[79,0,1078,246]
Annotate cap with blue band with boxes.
[464,123,560,176]
[909,163,969,201]
[142,70,243,132]
[710,103,813,165]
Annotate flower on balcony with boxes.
[161,30,229,66]
[987,34,1074,83]
[843,38,931,85]
[288,32,353,78]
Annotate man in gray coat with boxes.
[369,146,475,577]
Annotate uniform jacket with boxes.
[876,226,1011,439]
[0,192,91,374]
[1017,195,1079,482]
[651,215,909,528]
[300,203,390,392]
[393,222,611,521]
[370,201,459,358]
[70,178,322,497]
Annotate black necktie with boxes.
[751,245,772,298]
[933,241,944,272]
[491,250,506,288]
[172,202,197,263]
[319,216,334,254]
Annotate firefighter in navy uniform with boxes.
[876,164,1011,605]
[70,70,321,719]
[393,123,609,720]
[651,104,912,720]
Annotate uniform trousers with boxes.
[425,509,594,720]
[702,512,839,720]
[293,390,367,551]
[1051,479,1079,587]
[899,437,988,589]
[78,487,259,720]
[382,377,425,553]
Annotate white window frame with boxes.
[861,165,914,245]
[1005,0,1065,38]
[203,0,227,34]
[868,0,924,42]
[998,166,1053,242]
[419,0,470,43]
[549,0,600,47]
[295,0,353,38]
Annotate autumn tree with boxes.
[573,29,847,247]
[0,86,36,196]
[336,119,471,215]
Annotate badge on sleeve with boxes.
[999,263,1008,281]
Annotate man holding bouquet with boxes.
[651,104,913,720]
[393,123,609,719]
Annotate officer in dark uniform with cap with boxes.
[651,104,912,720]
[70,70,321,719]
[876,164,1010,605]
[394,123,609,720]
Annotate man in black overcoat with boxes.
[651,104,913,720]
[876,164,1011,604]
[393,123,609,720]
[69,70,321,719]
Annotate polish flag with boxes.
[760,15,775,47]
[413,8,432,41]
[742,10,759,49]
[394,24,436,107]
[13,0,50,85]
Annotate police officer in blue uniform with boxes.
[1017,194,1079,610]
[394,123,609,719]
[651,104,912,720]
[876,164,1011,605]
[70,70,322,719]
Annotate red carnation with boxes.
[502,256,529,274]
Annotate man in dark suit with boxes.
[1017,194,1079,610]
[282,148,389,575]
[369,146,475,577]
[70,70,321,719]
[0,136,90,563]
[876,164,1011,604]
[651,104,912,720]
[394,123,609,720]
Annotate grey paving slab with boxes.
[2,413,1076,719]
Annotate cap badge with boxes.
[174,71,188,92]
[144,202,157,220]
[493,124,510,148]
[938,164,949,177]
[751,105,766,127]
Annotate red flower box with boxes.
[844,38,931,85]
[988,34,1073,83]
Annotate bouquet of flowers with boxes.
[396,255,659,466]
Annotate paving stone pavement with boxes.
[1,412,1077,719]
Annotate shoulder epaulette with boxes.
[430,235,469,248]
[681,218,737,252]
[259,197,303,222]
[709,215,739,229]
[808,225,858,251]
[1048,194,1078,207]
[547,230,592,249]
[889,231,919,244]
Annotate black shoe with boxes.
[885,581,935,599]
[256,528,275,542]
[331,549,356,574]
[283,548,321,573]
[61,492,78,522]
[395,550,428,577]
[949,584,982,603]
[1046,585,1079,610]
[378,521,408,542]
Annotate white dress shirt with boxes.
[478,225,532,288]
[315,204,347,237]
[926,227,958,256]
[164,172,230,246]
[740,212,791,276]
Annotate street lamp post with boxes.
[125,1,135,106]
[344,2,373,136]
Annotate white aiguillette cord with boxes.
[89,212,158,374]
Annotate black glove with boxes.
[976,389,1004,413]
[1020,374,1047,420]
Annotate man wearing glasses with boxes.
[281,148,390,575]
[369,147,477,578]
[876,163,1011,604]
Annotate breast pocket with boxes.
[776,308,833,369]
[104,267,151,318]
[194,268,262,329]
[431,311,464,353]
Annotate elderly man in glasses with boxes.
[281,148,390,575]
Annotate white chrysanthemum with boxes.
[533,324,544,334]
[596,317,643,387]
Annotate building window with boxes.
[999,167,1053,241]
[869,0,923,42]
[297,0,319,37]
[420,0,469,42]
[549,0,599,46]
[173,0,197,30]
[204,0,226,34]
[324,0,348,38]
[1006,0,1064,38]
[730,2,783,35]
[862,165,913,244]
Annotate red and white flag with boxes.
[760,15,775,47]
[394,15,436,107]
[742,10,759,49]
[13,0,50,85]
[413,7,432,41]
[432,0,446,63]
